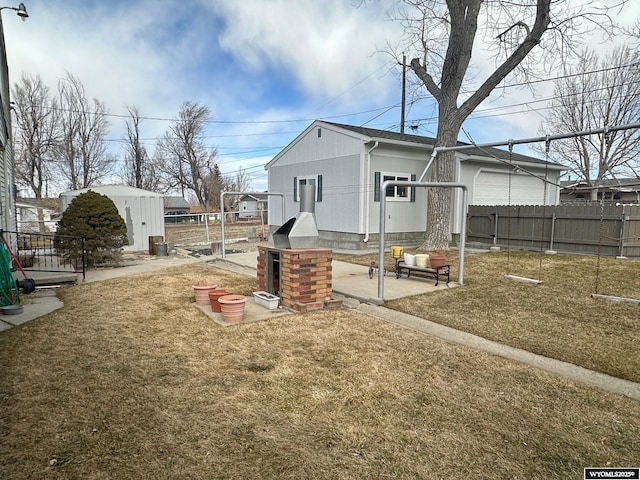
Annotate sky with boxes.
[3,0,639,195]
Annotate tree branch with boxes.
[409,57,441,100]
[458,0,551,119]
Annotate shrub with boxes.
[55,190,129,267]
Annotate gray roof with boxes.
[323,121,563,168]
[561,178,640,190]
[164,196,191,209]
[240,193,268,202]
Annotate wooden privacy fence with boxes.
[467,204,640,257]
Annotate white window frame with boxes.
[296,175,319,201]
[382,172,411,202]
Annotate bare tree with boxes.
[538,46,640,198]
[203,163,224,211]
[156,101,218,209]
[393,0,627,249]
[220,167,252,212]
[12,73,59,231]
[56,72,114,190]
[121,105,162,191]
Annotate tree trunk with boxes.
[419,114,461,250]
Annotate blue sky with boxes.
[3,0,638,194]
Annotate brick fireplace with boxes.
[257,246,342,312]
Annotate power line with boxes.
[13,60,638,133]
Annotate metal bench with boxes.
[395,260,450,286]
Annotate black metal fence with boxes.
[466,204,640,257]
[0,230,86,280]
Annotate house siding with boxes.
[267,120,564,249]
[270,124,362,167]
[0,22,16,236]
[269,154,361,233]
[368,147,428,234]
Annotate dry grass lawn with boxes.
[1,259,639,479]
[338,250,640,383]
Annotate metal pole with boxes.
[400,53,406,134]
[418,122,640,185]
[204,211,210,243]
[430,122,640,155]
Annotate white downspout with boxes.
[363,141,379,243]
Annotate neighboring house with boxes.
[266,120,565,250]
[239,193,268,219]
[16,197,59,232]
[59,185,164,252]
[560,178,640,204]
[164,196,191,215]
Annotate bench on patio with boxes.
[395,260,450,287]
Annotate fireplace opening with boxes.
[266,249,281,296]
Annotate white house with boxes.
[239,193,268,219]
[59,185,164,252]
[0,21,17,238]
[266,120,565,250]
[16,197,59,232]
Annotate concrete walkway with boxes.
[2,249,639,401]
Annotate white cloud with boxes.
[208,0,402,107]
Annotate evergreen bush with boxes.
[55,190,129,267]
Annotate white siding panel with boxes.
[368,151,427,234]
[268,155,361,233]
[272,127,362,167]
[473,170,544,205]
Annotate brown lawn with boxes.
[0,253,639,479]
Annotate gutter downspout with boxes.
[363,141,379,243]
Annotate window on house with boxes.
[374,171,416,202]
[384,174,409,199]
[293,175,323,202]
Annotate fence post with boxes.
[548,210,556,252]
[619,209,627,258]
[493,211,499,247]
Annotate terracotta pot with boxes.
[193,283,218,306]
[218,294,247,324]
[208,289,230,313]
[429,255,446,268]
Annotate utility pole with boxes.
[400,53,406,134]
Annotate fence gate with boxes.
[1,230,85,280]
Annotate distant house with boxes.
[239,193,268,219]
[266,120,565,250]
[164,196,191,215]
[16,197,59,232]
[560,178,640,204]
[60,185,164,252]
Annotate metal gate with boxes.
[0,230,85,280]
